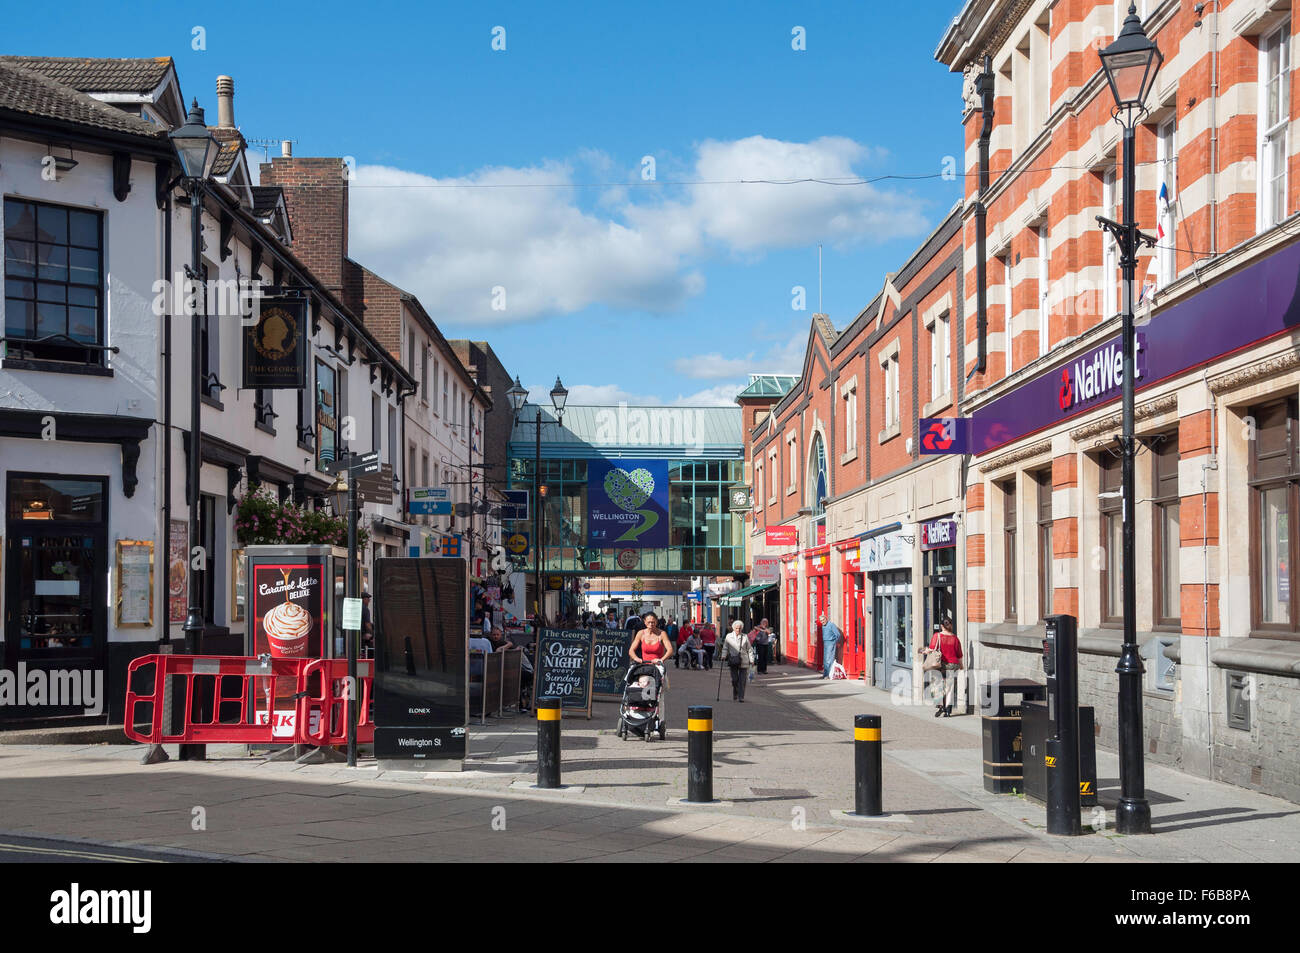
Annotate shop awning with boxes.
[857,520,901,541]
[721,582,777,606]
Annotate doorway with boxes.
[872,570,911,691]
[4,475,108,716]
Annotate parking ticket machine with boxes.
[1042,614,1081,835]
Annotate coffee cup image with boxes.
[263,600,313,657]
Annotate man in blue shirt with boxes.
[818,611,842,679]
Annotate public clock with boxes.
[729,487,753,510]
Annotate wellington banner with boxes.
[587,458,669,549]
[243,296,307,389]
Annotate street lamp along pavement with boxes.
[506,375,567,628]
[1095,2,1160,836]
[168,100,217,762]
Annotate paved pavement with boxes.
[0,664,1296,862]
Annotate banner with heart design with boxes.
[587,458,669,549]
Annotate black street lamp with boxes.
[1097,3,1161,836]
[507,375,567,629]
[169,100,216,762]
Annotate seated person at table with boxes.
[469,633,493,677]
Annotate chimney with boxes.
[281,140,292,157]
[216,75,235,128]
[259,155,349,295]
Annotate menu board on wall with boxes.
[535,629,595,718]
[115,540,153,627]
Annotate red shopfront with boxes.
[805,546,830,670]
[782,557,799,664]
[837,541,866,678]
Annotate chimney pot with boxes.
[216,75,235,128]
[281,140,293,157]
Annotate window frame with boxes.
[1248,397,1299,637]
[1036,469,1054,621]
[1152,432,1181,629]
[1037,223,1049,358]
[1099,453,1124,627]
[1002,477,1018,622]
[2,196,107,367]
[1258,19,1292,231]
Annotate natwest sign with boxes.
[1057,336,1145,413]
[920,518,957,550]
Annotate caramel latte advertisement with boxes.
[251,563,324,659]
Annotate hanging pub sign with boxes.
[243,296,307,389]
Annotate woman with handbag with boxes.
[723,620,756,702]
[926,616,963,717]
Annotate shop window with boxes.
[2,198,105,365]
[1248,398,1298,636]
[1100,452,1123,626]
[1152,432,1181,628]
[1002,478,1017,622]
[1036,469,1053,619]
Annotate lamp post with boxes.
[329,464,359,767]
[1097,3,1162,835]
[506,375,567,631]
[169,100,216,762]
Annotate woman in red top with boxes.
[930,616,963,717]
[630,611,674,690]
[698,622,717,670]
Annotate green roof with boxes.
[735,375,799,400]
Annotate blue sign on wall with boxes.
[408,487,452,515]
[587,459,669,549]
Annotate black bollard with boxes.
[536,697,562,788]
[687,705,714,802]
[854,714,883,816]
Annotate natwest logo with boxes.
[1058,336,1144,413]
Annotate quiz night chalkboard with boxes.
[591,629,635,699]
[534,629,595,718]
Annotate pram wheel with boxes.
[658,723,666,741]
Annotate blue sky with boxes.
[5,0,968,404]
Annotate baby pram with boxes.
[617,663,666,742]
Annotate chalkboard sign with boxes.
[534,629,595,718]
[592,629,635,699]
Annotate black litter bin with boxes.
[1022,701,1098,807]
[982,678,1047,794]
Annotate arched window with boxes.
[807,433,827,546]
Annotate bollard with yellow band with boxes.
[853,713,883,817]
[536,696,562,789]
[687,705,714,803]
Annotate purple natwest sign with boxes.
[972,239,1300,454]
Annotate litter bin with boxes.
[1022,701,1098,807]
[982,678,1047,794]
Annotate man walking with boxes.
[818,612,842,679]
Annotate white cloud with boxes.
[347,136,927,324]
[672,327,808,380]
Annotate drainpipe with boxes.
[161,188,173,646]
[1200,368,1218,778]
[972,55,994,378]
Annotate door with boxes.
[4,475,109,717]
[872,570,912,692]
[843,572,866,678]
[807,573,829,669]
